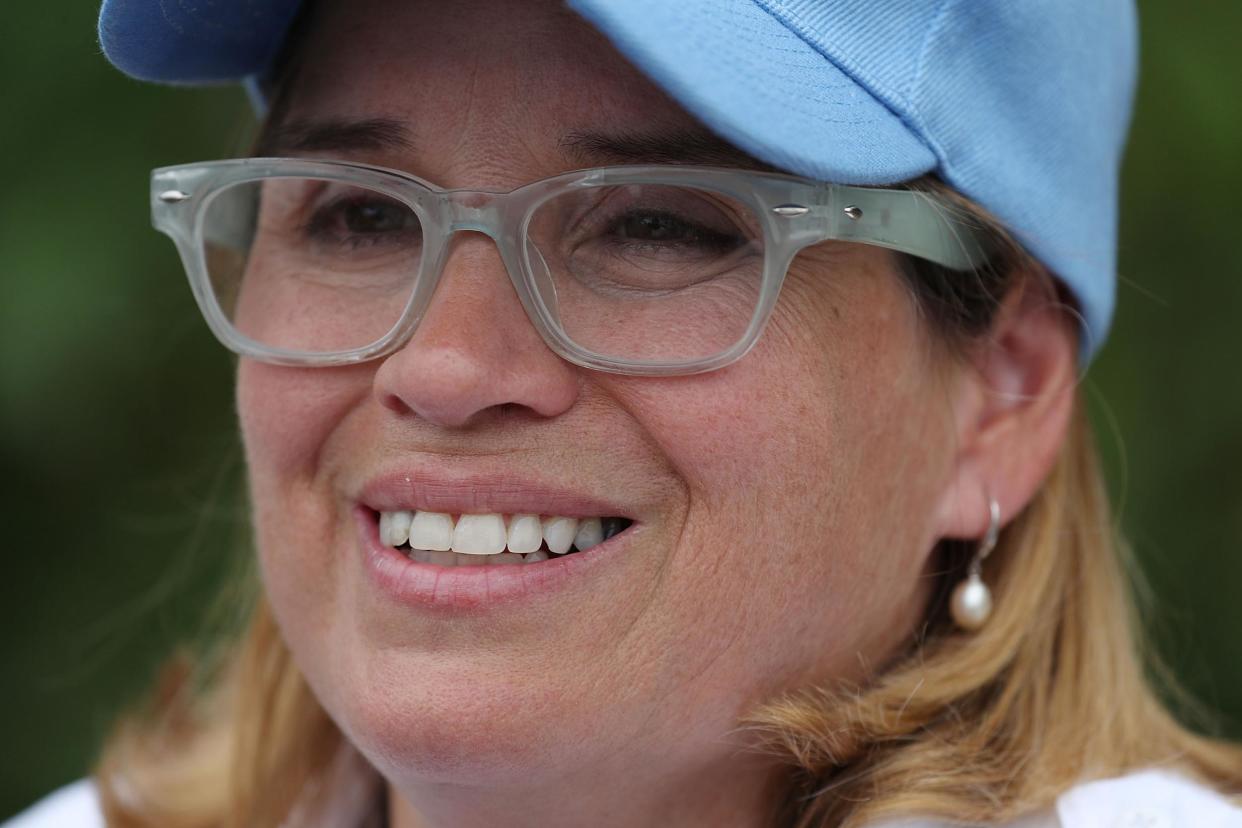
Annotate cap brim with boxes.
[100,0,936,187]
[98,0,302,84]
[568,0,936,185]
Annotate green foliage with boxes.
[1,0,1239,817]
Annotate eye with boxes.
[303,191,421,251]
[610,210,743,252]
[338,199,410,234]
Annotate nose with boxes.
[372,233,580,428]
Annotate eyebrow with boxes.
[255,117,776,174]
[256,117,413,156]
[558,129,779,171]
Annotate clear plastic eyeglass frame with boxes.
[150,158,990,376]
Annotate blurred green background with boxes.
[2,1,1241,819]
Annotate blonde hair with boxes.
[94,193,1242,826]
[747,404,1242,827]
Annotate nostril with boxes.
[374,342,575,428]
[377,386,413,416]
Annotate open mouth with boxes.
[371,509,633,566]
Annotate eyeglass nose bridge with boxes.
[439,189,509,237]
[407,187,562,351]
[429,189,543,295]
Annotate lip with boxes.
[355,505,634,612]
[357,469,635,519]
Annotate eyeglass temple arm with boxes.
[791,185,993,271]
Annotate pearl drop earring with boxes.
[950,496,1001,631]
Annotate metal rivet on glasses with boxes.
[158,189,191,203]
[771,204,810,217]
[843,205,863,220]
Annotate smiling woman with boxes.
[9,1,1242,827]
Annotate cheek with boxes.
[236,362,366,475]
[617,253,939,531]
[236,360,380,515]
[236,360,370,639]
[599,259,954,694]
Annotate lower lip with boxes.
[354,506,631,612]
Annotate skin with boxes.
[237,2,1078,826]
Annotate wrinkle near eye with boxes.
[760,244,858,355]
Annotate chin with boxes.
[321,656,602,785]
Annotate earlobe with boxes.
[933,274,1079,542]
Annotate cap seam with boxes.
[653,5,891,127]
[751,0,933,156]
[905,0,955,174]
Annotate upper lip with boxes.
[357,465,635,519]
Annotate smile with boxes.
[377,510,632,566]
[355,473,642,609]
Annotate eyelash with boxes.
[301,194,421,250]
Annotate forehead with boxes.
[278,0,713,180]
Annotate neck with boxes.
[385,751,782,828]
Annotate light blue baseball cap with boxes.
[98,0,1139,358]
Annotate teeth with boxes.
[542,516,579,555]
[409,510,454,551]
[506,514,543,554]
[409,548,455,566]
[573,517,604,552]
[452,513,508,555]
[411,549,547,566]
[379,510,413,546]
[424,550,457,567]
[379,510,630,558]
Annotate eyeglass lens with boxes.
[201,177,767,362]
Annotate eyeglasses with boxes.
[151,158,990,376]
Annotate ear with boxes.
[933,273,1079,540]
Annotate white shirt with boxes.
[6,767,1241,827]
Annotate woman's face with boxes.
[240,0,969,818]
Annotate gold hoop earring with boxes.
[951,496,1000,631]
